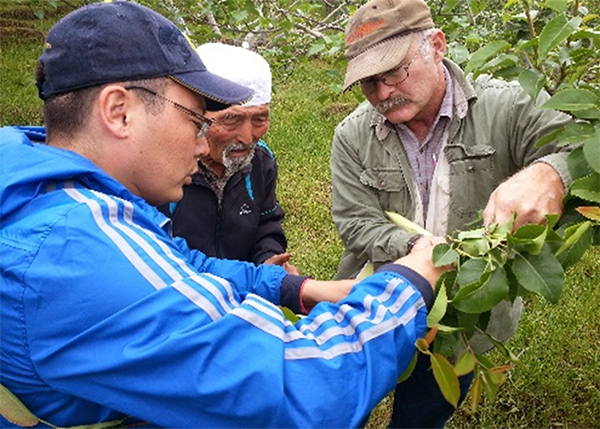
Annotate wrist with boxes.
[406,234,423,254]
[299,278,314,314]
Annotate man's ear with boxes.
[97,85,135,138]
[430,30,447,63]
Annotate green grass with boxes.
[268,62,360,279]
[1,3,599,428]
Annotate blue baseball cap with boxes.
[36,0,253,111]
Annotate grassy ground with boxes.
[1,2,599,428]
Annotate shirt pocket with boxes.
[446,145,497,225]
[359,168,410,213]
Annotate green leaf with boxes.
[555,221,593,268]
[0,383,39,426]
[431,353,461,408]
[475,353,495,370]
[457,259,487,287]
[567,147,595,180]
[544,0,568,13]
[457,310,481,338]
[454,351,476,376]
[427,283,448,327]
[555,122,597,146]
[436,324,464,333]
[470,376,483,413]
[481,368,501,401]
[280,306,301,323]
[487,247,509,270]
[475,327,520,363]
[488,368,508,385]
[230,10,249,22]
[386,211,432,236]
[541,89,600,112]
[457,227,486,240]
[583,129,600,173]
[432,243,459,267]
[538,15,582,58]
[469,0,486,15]
[512,248,564,303]
[432,329,462,357]
[416,337,430,354]
[446,0,460,12]
[518,69,545,102]
[479,54,518,74]
[573,108,600,120]
[448,43,470,64]
[487,214,515,249]
[460,237,490,257]
[452,268,509,314]
[545,213,560,229]
[509,223,547,255]
[535,126,563,148]
[356,261,374,280]
[465,41,511,74]
[570,173,600,203]
[307,42,325,57]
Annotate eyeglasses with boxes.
[125,86,213,138]
[359,37,429,95]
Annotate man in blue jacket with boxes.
[0,1,447,427]
[161,43,300,275]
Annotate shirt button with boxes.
[467,166,475,172]
[379,180,386,186]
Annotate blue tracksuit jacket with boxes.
[0,126,433,428]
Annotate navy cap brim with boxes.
[170,70,254,111]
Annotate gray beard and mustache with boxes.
[375,94,411,114]
[222,142,256,173]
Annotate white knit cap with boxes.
[196,42,271,106]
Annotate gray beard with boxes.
[222,142,256,173]
[375,94,411,114]
[199,142,257,207]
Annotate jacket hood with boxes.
[0,126,154,221]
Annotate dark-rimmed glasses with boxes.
[125,86,213,138]
[359,37,429,95]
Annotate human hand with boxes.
[263,253,301,275]
[483,162,565,230]
[393,237,451,288]
[409,235,444,253]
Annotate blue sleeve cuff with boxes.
[375,263,435,311]
[280,275,310,314]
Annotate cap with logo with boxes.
[36,0,253,111]
[343,0,435,91]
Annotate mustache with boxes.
[222,142,257,171]
[222,142,255,156]
[375,94,411,114]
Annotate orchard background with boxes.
[1,0,598,427]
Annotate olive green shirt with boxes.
[330,59,573,352]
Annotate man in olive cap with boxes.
[331,0,573,426]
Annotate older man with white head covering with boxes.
[161,43,300,276]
